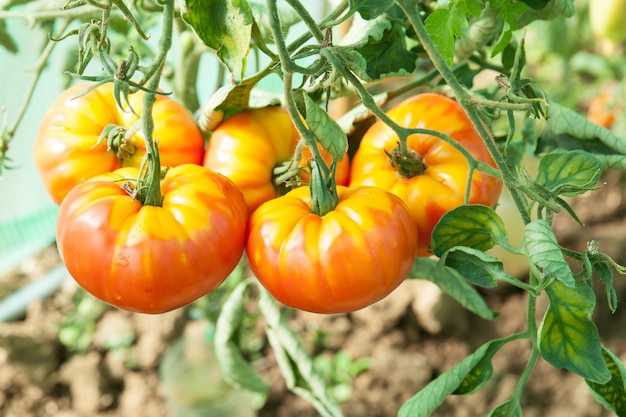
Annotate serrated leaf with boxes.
[523,220,575,287]
[398,340,499,416]
[536,150,602,197]
[409,258,496,320]
[488,400,523,417]
[443,247,512,288]
[586,346,626,415]
[351,17,417,80]
[454,337,509,395]
[425,9,455,67]
[538,280,611,384]
[431,205,509,257]
[214,280,270,406]
[303,93,348,161]
[348,0,395,20]
[181,0,253,83]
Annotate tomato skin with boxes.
[246,186,418,314]
[349,93,502,256]
[56,164,248,314]
[203,106,350,213]
[34,82,205,204]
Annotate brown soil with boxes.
[1,172,625,417]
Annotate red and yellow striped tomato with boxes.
[56,164,248,314]
[246,185,418,314]
[34,82,205,204]
[203,106,350,213]
[349,93,502,256]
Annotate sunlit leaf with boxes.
[181,0,253,83]
[431,205,509,257]
[303,93,348,161]
[536,150,602,196]
[409,258,496,320]
[398,340,500,416]
[523,220,575,287]
[586,346,626,415]
[538,281,611,384]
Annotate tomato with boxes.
[246,185,418,314]
[34,82,205,204]
[588,92,618,129]
[56,164,248,314]
[203,106,350,213]
[349,93,502,256]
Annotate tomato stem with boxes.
[134,0,174,206]
[396,0,531,225]
[387,146,426,179]
[267,0,338,215]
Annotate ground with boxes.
[1,171,625,417]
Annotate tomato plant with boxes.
[349,93,503,256]
[246,185,418,314]
[34,82,205,204]
[56,164,248,314]
[203,106,350,213]
[4,0,626,416]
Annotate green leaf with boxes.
[348,0,395,20]
[538,100,626,158]
[349,17,417,80]
[536,150,602,197]
[538,280,611,384]
[591,257,618,314]
[523,220,575,287]
[398,340,500,416]
[214,280,270,406]
[303,93,348,161]
[516,0,576,28]
[181,0,253,83]
[248,0,299,44]
[258,287,343,417]
[425,9,455,67]
[518,0,549,9]
[409,258,496,320]
[431,205,509,257]
[443,247,512,288]
[586,346,626,415]
[454,337,509,395]
[0,21,18,54]
[487,400,523,417]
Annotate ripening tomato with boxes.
[34,82,205,204]
[203,106,350,213]
[56,164,248,314]
[349,93,502,256]
[588,92,618,129]
[246,185,418,314]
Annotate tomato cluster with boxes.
[36,84,501,314]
